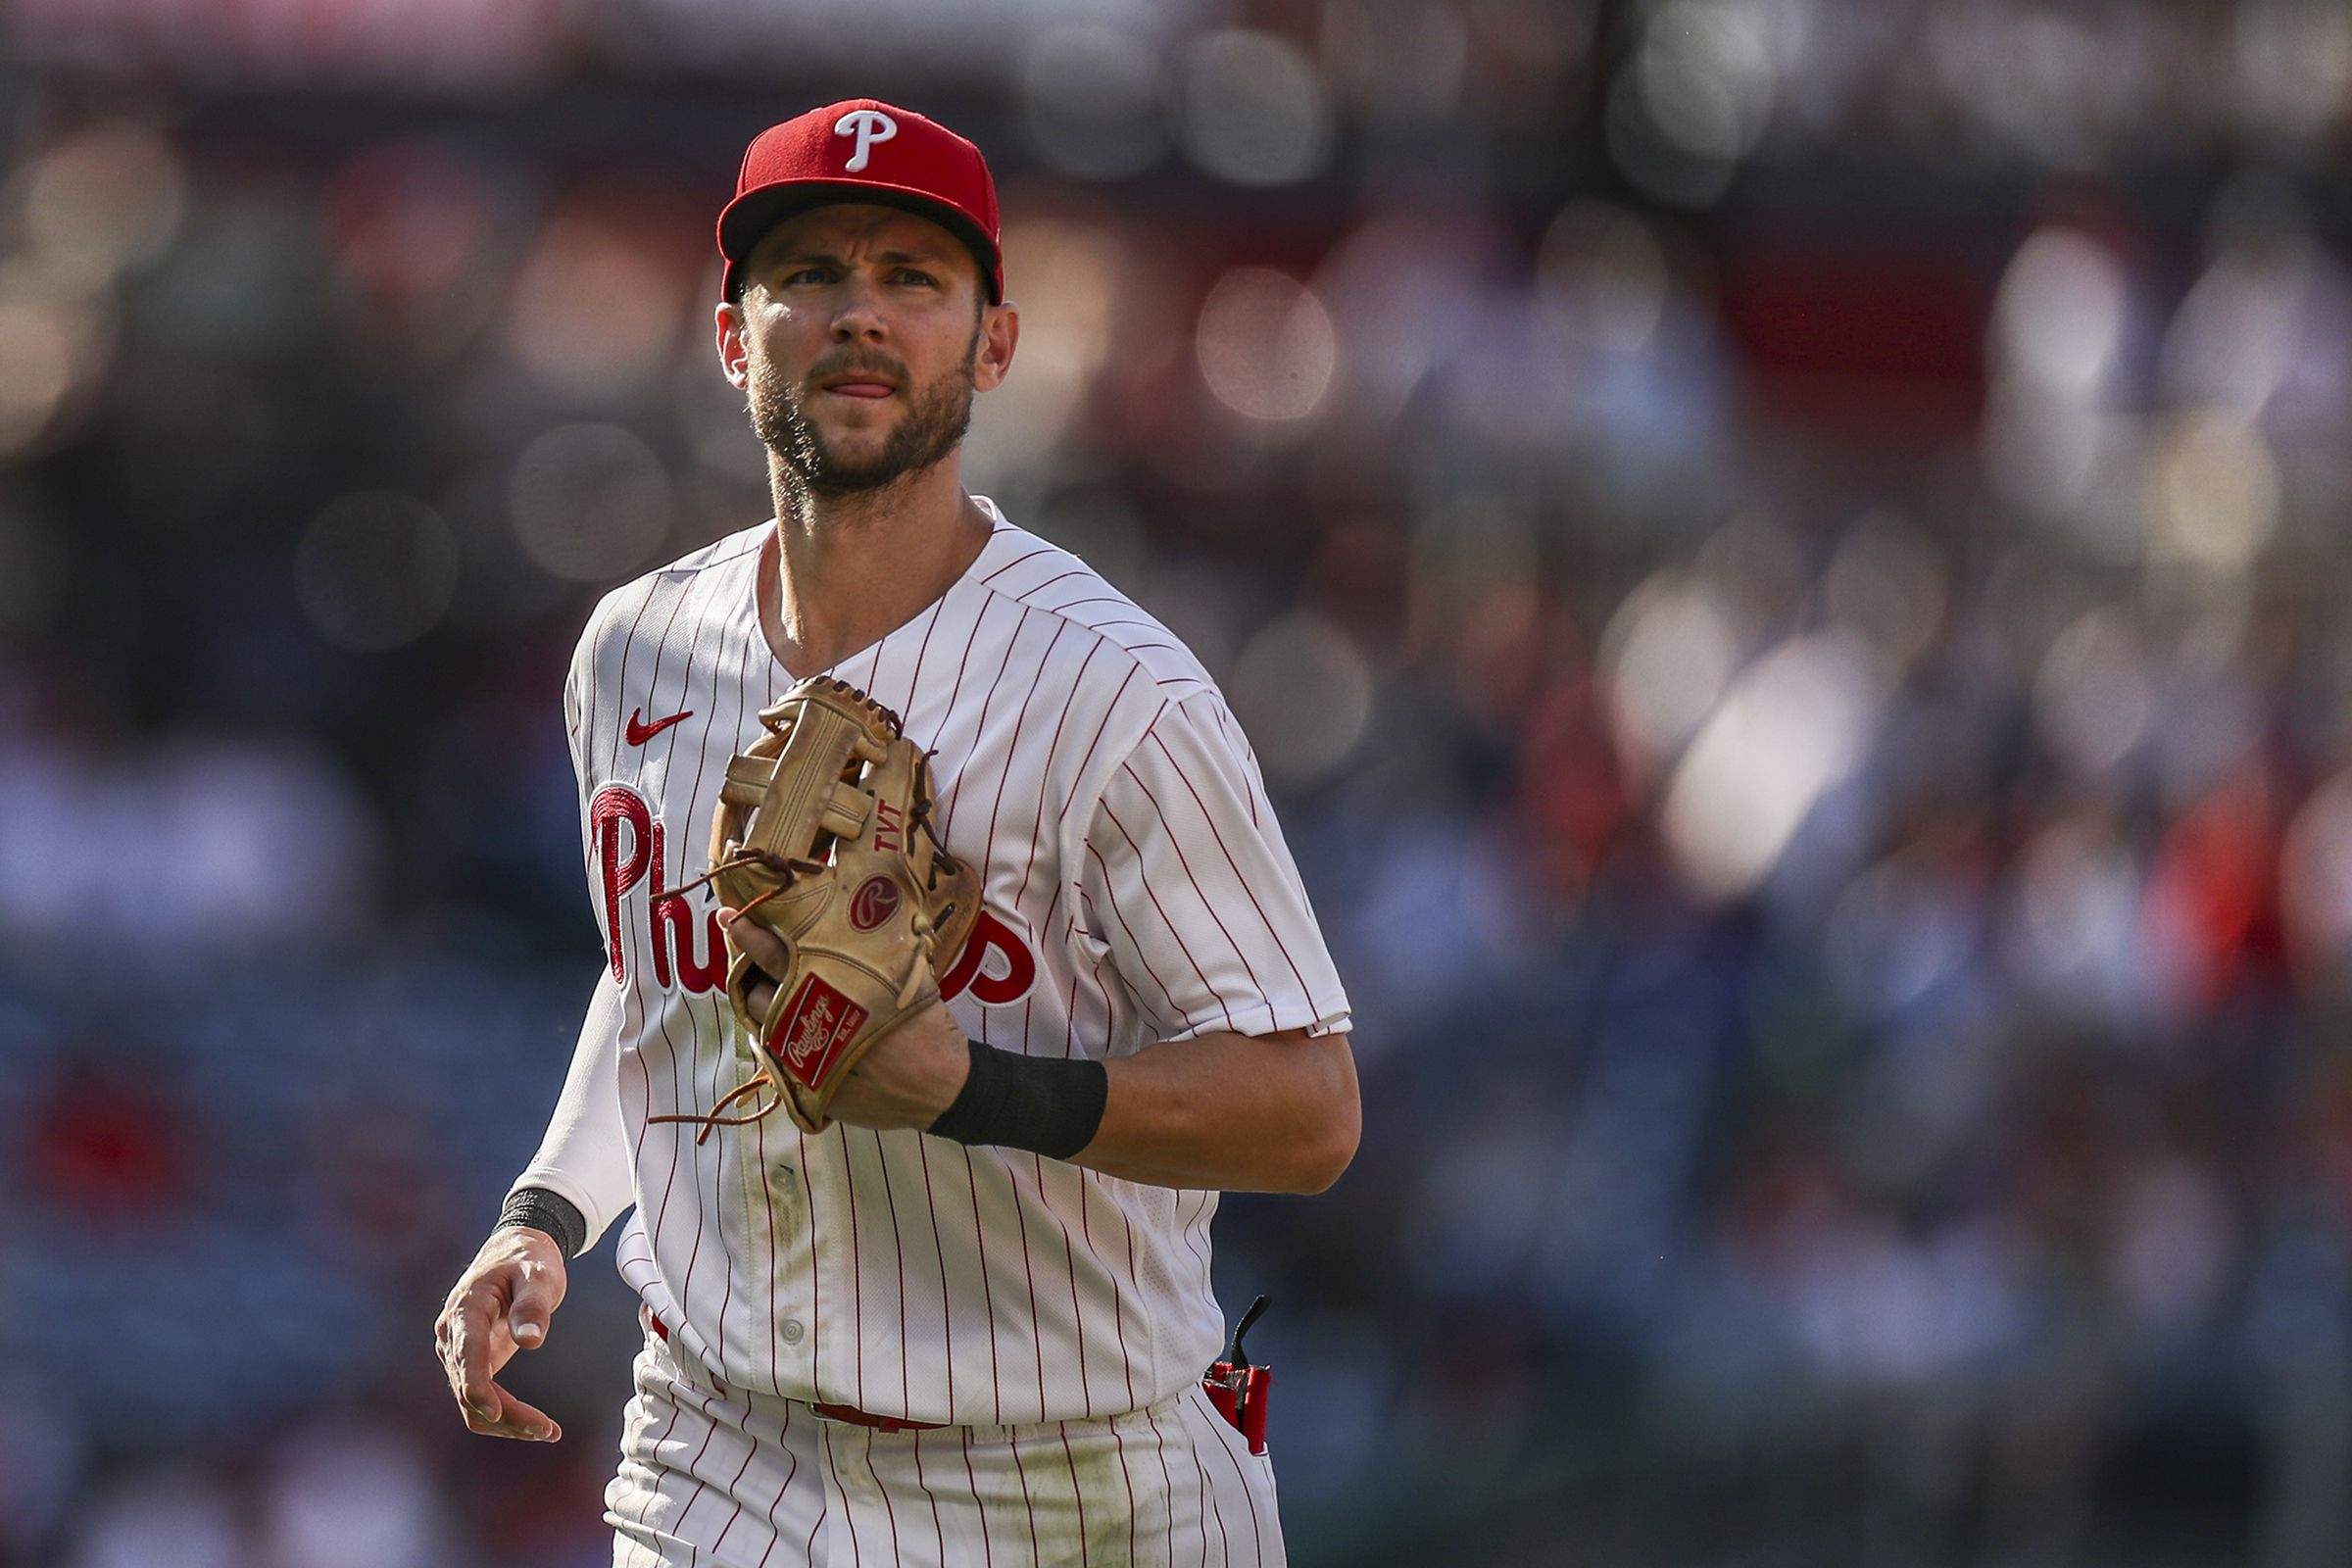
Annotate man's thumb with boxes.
[509,1284,557,1348]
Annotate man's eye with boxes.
[892,270,937,287]
[784,268,831,285]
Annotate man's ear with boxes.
[715,300,750,390]
[973,300,1019,393]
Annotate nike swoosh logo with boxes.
[625,708,694,746]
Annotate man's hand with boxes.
[721,906,971,1130]
[434,1227,568,1442]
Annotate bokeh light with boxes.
[1018,27,1168,180]
[1178,29,1336,186]
[294,491,461,652]
[508,422,673,582]
[19,119,187,279]
[1662,633,1883,902]
[1194,268,1339,427]
[1227,610,1373,783]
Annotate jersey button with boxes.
[773,1164,798,1190]
[780,1318,806,1345]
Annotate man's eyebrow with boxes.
[770,247,950,267]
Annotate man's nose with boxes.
[829,276,886,342]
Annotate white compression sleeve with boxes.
[506,969,635,1253]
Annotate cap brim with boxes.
[718,181,1001,303]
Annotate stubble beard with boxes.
[747,332,979,503]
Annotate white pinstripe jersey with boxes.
[517,500,1350,1429]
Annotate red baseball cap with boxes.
[717,99,1003,305]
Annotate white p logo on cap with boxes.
[834,109,898,172]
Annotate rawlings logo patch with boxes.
[850,874,902,932]
[774,975,869,1088]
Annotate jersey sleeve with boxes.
[508,968,635,1251]
[506,620,637,1250]
[1077,690,1350,1043]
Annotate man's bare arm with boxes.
[726,909,1360,1194]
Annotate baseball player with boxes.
[434,100,1358,1567]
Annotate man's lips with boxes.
[818,377,896,400]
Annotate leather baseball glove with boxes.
[657,676,978,1138]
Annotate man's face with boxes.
[719,204,1013,500]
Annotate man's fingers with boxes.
[720,906,790,974]
[721,907,786,1023]
[464,1383,564,1443]
[437,1239,572,1442]
[445,1328,559,1441]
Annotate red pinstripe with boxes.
[1058,1422,1095,1567]
[980,618,1072,1418]
[1054,669,1147,833]
[1011,639,1102,912]
[874,1130,911,1408]
[752,1406,801,1568]
[646,568,732,1359]
[929,596,1022,1418]
[903,596,948,725]
[913,1134,956,1409]
[1188,1399,1227,1567]
[959,1428,999,1568]
[1110,1410,1141,1568]
[864,1427,906,1568]
[845,1137,867,1407]
[962,1154,1003,1425]
[1144,725,1318,1014]
[685,584,758,1367]
[1079,854,1200,1036]
[836,621,906,1410]
[1097,797,1240,1030]
[825,1424,866,1566]
[1018,567,1089,598]
[703,1396,761,1557]
[1204,706,1264,828]
[1012,1423,1044,1565]
[909,1429,949,1564]
[1193,1390,1270,1567]
[1114,760,1266,1019]
[980,544,1057,583]
[1140,1401,1185,1568]
[951,603,1044,1420]
[938,604,1029,836]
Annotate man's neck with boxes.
[760,456,995,678]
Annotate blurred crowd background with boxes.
[7,1,2352,1564]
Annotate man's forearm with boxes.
[1069,1028,1359,1194]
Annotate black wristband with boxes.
[928,1040,1108,1160]
[496,1187,587,1261]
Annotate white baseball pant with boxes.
[607,1326,1287,1567]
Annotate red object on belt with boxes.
[643,1308,943,1433]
